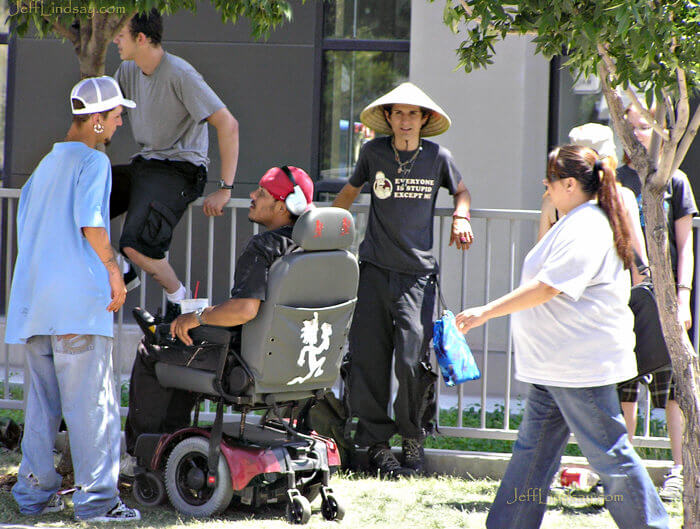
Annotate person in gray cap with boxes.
[333,82,474,478]
[5,77,140,522]
[111,9,239,322]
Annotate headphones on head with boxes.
[279,165,308,216]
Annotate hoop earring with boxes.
[93,122,104,134]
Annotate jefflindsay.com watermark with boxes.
[10,1,126,17]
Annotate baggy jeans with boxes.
[348,262,437,446]
[486,384,669,529]
[12,335,121,519]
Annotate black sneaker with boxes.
[123,264,141,292]
[81,500,141,523]
[368,443,415,479]
[402,437,425,473]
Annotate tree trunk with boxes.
[642,180,700,529]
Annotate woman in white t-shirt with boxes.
[457,145,668,529]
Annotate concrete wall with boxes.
[6,0,318,195]
[409,1,550,400]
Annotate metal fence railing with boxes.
[2,186,688,449]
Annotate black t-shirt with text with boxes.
[617,165,697,276]
[350,136,463,273]
[230,225,297,300]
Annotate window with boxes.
[319,0,410,179]
[550,58,616,156]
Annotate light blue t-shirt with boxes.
[5,142,114,343]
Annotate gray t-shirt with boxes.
[617,165,698,276]
[115,52,225,168]
[349,137,463,273]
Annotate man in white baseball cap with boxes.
[333,82,474,478]
[5,77,140,522]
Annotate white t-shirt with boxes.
[511,202,637,387]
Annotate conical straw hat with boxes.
[360,82,451,137]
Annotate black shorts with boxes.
[618,366,675,409]
[111,157,206,260]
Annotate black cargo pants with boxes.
[348,262,438,447]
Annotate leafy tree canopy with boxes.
[437,0,700,104]
[11,0,296,42]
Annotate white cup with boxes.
[178,298,209,314]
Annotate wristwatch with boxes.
[194,307,206,325]
[219,179,234,190]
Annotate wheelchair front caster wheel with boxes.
[133,471,166,507]
[286,495,311,524]
[321,494,345,521]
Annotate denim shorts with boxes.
[110,157,206,260]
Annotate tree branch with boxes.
[672,103,700,175]
[598,60,648,176]
[596,43,670,141]
[47,18,79,45]
[653,102,675,191]
[18,0,79,46]
[455,0,536,36]
[672,68,689,143]
[458,0,473,17]
[662,88,675,129]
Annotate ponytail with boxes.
[548,145,634,269]
[595,157,634,269]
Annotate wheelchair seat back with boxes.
[240,207,358,402]
[154,207,358,404]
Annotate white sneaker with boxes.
[119,453,137,479]
[81,500,141,523]
[39,493,65,515]
[658,467,683,502]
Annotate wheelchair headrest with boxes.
[292,207,355,251]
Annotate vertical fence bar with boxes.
[480,219,492,429]
[436,216,445,426]
[694,226,699,350]
[229,208,237,289]
[504,220,516,429]
[3,199,15,401]
[162,251,168,313]
[207,216,214,300]
[185,206,193,297]
[643,386,651,437]
[457,244,468,428]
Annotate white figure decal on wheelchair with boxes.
[287,312,332,385]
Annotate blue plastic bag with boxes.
[433,310,481,387]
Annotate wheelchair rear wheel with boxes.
[165,436,234,517]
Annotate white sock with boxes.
[166,283,186,303]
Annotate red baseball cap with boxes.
[259,166,314,208]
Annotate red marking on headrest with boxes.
[313,220,324,238]
[340,217,351,236]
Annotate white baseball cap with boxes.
[70,76,136,115]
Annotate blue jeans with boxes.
[486,384,668,529]
[12,335,121,519]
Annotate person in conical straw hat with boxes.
[333,82,474,478]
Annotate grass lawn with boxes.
[0,448,683,529]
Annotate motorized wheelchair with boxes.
[128,207,358,524]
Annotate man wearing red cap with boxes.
[121,166,314,470]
